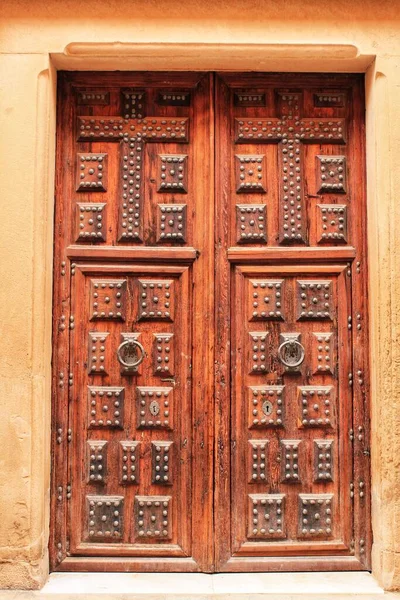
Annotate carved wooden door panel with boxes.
[51,73,214,572]
[214,74,371,571]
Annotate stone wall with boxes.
[0,0,399,589]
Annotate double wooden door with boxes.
[51,72,370,572]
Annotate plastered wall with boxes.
[1,0,400,590]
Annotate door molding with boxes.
[32,44,394,586]
[50,70,370,573]
[51,42,374,73]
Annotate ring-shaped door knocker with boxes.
[277,339,305,368]
[116,339,146,368]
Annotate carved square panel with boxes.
[236,204,267,243]
[248,331,269,374]
[86,495,124,542]
[88,386,124,429]
[298,493,334,537]
[314,439,334,482]
[157,204,187,242]
[87,440,108,484]
[248,493,286,539]
[249,440,269,483]
[90,279,126,321]
[151,441,173,485]
[276,91,301,114]
[235,155,267,193]
[153,333,174,377]
[298,385,335,428]
[297,280,333,321]
[249,385,285,429]
[87,332,110,375]
[311,332,334,375]
[316,204,347,243]
[121,89,146,118]
[316,155,347,193]
[119,441,140,484]
[76,153,108,191]
[134,495,172,540]
[77,91,110,105]
[281,439,301,484]
[138,279,174,321]
[249,279,284,321]
[136,386,173,430]
[76,203,107,242]
[158,155,188,193]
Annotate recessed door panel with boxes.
[231,264,352,556]
[70,264,190,556]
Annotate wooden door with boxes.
[214,74,370,571]
[51,72,214,572]
[51,72,370,573]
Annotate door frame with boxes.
[35,43,388,583]
[49,68,371,573]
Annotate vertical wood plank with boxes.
[214,75,232,569]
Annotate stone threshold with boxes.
[2,571,398,599]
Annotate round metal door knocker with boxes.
[278,339,305,368]
[116,339,146,369]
